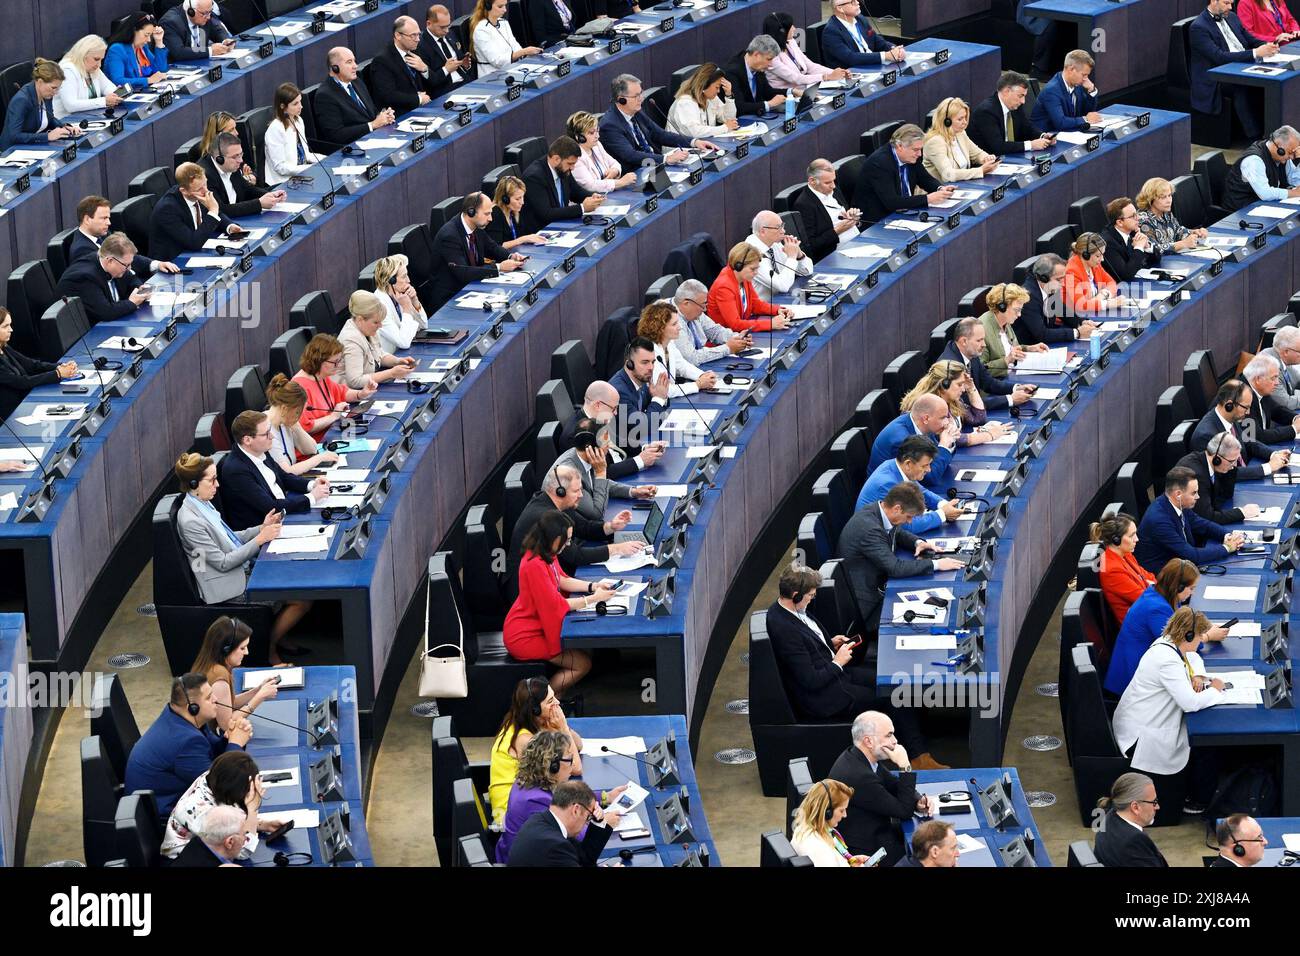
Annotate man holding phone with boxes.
[418,4,477,95]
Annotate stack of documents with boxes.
[657,408,718,432]
[1015,347,1069,373]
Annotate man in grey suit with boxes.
[549,417,656,523]
[669,279,751,367]
[837,483,965,632]
[1260,325,1300,413]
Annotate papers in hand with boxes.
[610,780,651,813]
[602,549,655,572]
[684,444,736,458]
[1246,506,1285,524]
[241,667,305,691]
[894,634,958,651]
[1203,585,1257,602]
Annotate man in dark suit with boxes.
[520,136,603,233]
[529,0,579,46]
[1133,466,1242,574]
[722,37,788,118]
[1101,196,1161,282]
[428,192,526,310]
[1190,0,1277,140]
[370,16,439,115]
[315,47,396,150]
[159,0,234,62]
[1190,378,1298,481]
[1175,435,1257,526]
[1093,772,1169,867]
[1245,353,1300,434]
[148,162,245,264]
[611,337,670,454]
[1013,253,1098,345]
[828,711,936,864]
[218,410,330,531]
[171,805,249,867]
[199,133,286,220]
[837,484,965,632]
[598,74,717,173]
[852,125,954,224]
[820,0,905,69]
[967,70,1054,155]
[940,317,1032,411]
[56,232,151,325]
[793,158,861,261]
[1208,814,1267,867]
[1029,49,1102,133]
[506,781,613,866]
[417,4,477,96]
[69,195,178,276]
[559,379,665,478]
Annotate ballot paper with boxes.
[809,273,856,290]
[1203,585,1258,602]
[1054,130,1097,146]
[954,468,1009,483]
[210,47,253,59]
[275,202,310,215]
[609,780,651,813]
[1246,506,1285,524]
[263,808,322,829]
[551,46,602,58]
[955,833,987,854]
[369,400,408,415]
[124,93,159,103]
[3,149,57,162]
[445,94,490,105]
[652,484,690,498]
[684,444,737,458]
[454,291,510,310]
[259,21,311,36]
[928,197,961,208]
[320,469,369,482]
[596,203,631,216]
[1028,387,1062,400]
[0,447,46,462]
[666,169,692,183]
[612,811,646,834]
[0,493,18,511]
[1202,235,1248,248]
[334,164,370,176]
[787,304,826,320]
[602,549,656,572]
[657,408,719,432]
[355,138,406,150]
[1223,621,1263,638]
[185,256,237,269]
[898,587,955,604]
[883,218,933,233]
[1244,64,1287,76]
[895,634,958,651]
[204,227,267,250]
[481,270,530,285]
[836,243,895,259]
[16,404,84,425]
[258,765,300,788]
[903,51,937,64]
[715,123,767,138]
[267,535,332,555]
[1096,321,1132,332]
[538,230,583,248]
[311,494,365,510]
[993,162,1034,176]
[1262,53,1300,64]
[145,291,198,308]
[278,524,336,540]
[241,667,305,691]
[580,736,647,757]
[405,371,446,385]
[1248,205,1295,219]
[1211,677,1265,706]
[1015,347,1069,373]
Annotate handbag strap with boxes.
[425,573,466,657]
[422,643,466,660]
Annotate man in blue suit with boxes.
[124,674,251,817]
[940,317,1035,411]
[611,337,670,453]
[1030,49,1102,133]
[855,435,963,534]
[867,395,959,494]
[1134,466,1245,574]
[820,0,905,69]
[598,73,718,173]
[1190,0,1277,140]
[218,410,330,531]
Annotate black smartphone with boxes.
[260,771,292,783]
[61,385,90,394]
[264,820,295,842]
[1219,618,1239,631]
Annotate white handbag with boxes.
[418,575,468,698]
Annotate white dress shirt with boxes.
[1217,16,1246,52]
[665,94,736,138]
[653,341,704,397]
[999,100,1033,152]
[811,187,859,246]
[237,444,286,499]
[745,231,812,297]
[214,164,238,204]
[473,18,521,77]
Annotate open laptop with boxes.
[614,499,664,545]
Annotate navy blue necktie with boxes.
[899,163,910,196]
[346,83,364,111]
[630,117,651,153]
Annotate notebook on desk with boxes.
[414,328,468,344]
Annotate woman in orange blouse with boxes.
[503,510,618,695]
[707,242,794,333]
[291,333,378,439]
[1090,511,1153,624]
[1064,232,1130,315]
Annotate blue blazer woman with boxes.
[0,83,58,150]
[1104,585,1175,697]
[104,42,169,90]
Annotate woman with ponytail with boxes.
[264,373,340,473]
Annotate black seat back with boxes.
[882,350,925,406]
[193,412,232,456]
[534,379,573,427]
[387,223,437,304]
[450,777,492,863]
[7,259,57,356]
[796,512,832,569]
[855,388,898,437]
[427,552,482,666]
[152,494,204,606]
[174,135,202,170]
[40,296,91,362]
[463,505,507,632]
[644,273,681,305]
[1170,174,1207,229]
[81,735,124,867]
[1035,223,1078,259]
[773,182,806,214]
[550,341,594,406]
[431,715,474,864]
[114,792,162,867]
[832,154,865,192]
[236,105,275,183]
[269,327,315,381]
[89,675,139,785]
[109,194,157,256]
[1153,385,1192,477]
[46,228,78,281]
[860,120,904,155]
[534,420,562,477]
[928,318,959,362]
[290,290,339,335]
[958,285,991,317]
[1113,460,1147,519]
[503,136,546,171]
[481,163,521,198]
[224,365,269,431]
[1068,841,1104,866]
[1183,349,1218,419]
[812,558,861,637]
[429,196,463,234]
[785,756,814,838]
[1164,420,1195,474]
[811,468,854,552]
[1193,150,1229,210]
[828,427,870,488]
[760,830,813,867]
[502,461,536,547]
[128,166,176,199]
[1068,196,1105,235]
[1259,312,1297,351]
[748,610,796,726]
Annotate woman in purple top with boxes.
[495,731,627,863]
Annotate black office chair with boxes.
[1170,174,1208,230]
[39,297,91,362]
[1068,196,1105,236]
[1011,255,1038,286]
[1183,349,1218,419]
[1067,644,1130,825]
[806,19,827,63]
[450,14,472,48]
[387,223,437,305]
[854,388,897,437]
[1193,150,1230,214]
[1164,420,1195,472]
[109,195,157,256]
[759,830,813,867]
[748,610,854,796]
[641,86,668,128]
[796,512,832,570]
[1165,17,1193,113]
[450,776,498,863]
[669,63,700,94]
[1076,541,1102,592]
[430,715,491,865]
[1113,460,1148,520]
[811,468,854,552]
[957,285,991,317]
[237,105,276,184]
[268,326,315,381]
[928,318,959,362]
[1035,223,1078,259]
[1153,385,1192,478]
[7,259,58,356]
[661,232,726,287]
[81,736,125,867]
[89,675,140,784]
[193,412,232,456]
[860,120,904,155]
[503,136,547,171]
[289,290,340,335]
[457,834,495,866]
[462,505,508,632]
[429,196,463,234]
[779,209,807,247]
[0,61,32,112]
[533,420,562,476]
[174,135,203,170]
[506,0,533,47]
[644,273,681,305]
[882,350,925,406]
[1260,312,1297,351]
[356,260,378,294]
[127,166,176,199]
[534,379,573,427]
[46,228,82,282]
[481,163,521,198]
[1068,841,1104,866]
[784,756,814,838]
[773,182,806,215]
[812,559,865,646]
[114,792,163,867]
[828,427,870,489]
[550,341,594,407]
[502,460,536,548]
[223,365,269,431]
[832,154,865,193]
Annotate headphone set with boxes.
[217,617,240,658]
[938,97,960,129]
[571,601,627,621]
[321,504,360,522]
[552,464,568,497]
[407,379,432,394]
[526,676,548,718]
[1208,431,1228,468]
[179,677,200,718]
[548,747,565,776]
[821,781,835,823]
[938,361,964,392]
[1105,519,1125,548]
[990,285,1008,312]
[572,427,599,451]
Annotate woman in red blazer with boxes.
[1238,0,1300,42]
[1090,512,1153,624]
[503,511,618,695]
[707,242,793,333]
[1064,232,1130,315]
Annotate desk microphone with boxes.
[212,697,323,747]
[1239,219,1265,231]
[599,745,671,780]
[655,354,718,448]
[72,310,119,416]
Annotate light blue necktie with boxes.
[199,498,244,548]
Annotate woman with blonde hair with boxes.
[265,374,340,473]
[790,779,873,866]
[666,63,739,138]
[197,111,237,162]
[372,253,429,352]
[1064,231,1129,314]
[1135,177,1208,255]
[922,96,998,182]
[0,60,77,150]
[977,282,1046,377]
[55,35,124,119]
[334,290,417,389]
[901,360,1008,446]
[566,111,637,193]
[635,301,718,396]
[707,242,792,332]
[485,176,547,249]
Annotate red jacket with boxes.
[707,265,781,332]
[1064,254,1120,315]
[1098,547,1155,625]
[503,554,571,661]
[1238,0,1299,40]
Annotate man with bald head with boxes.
[370,16,439,114]
[868,393,961,494]
[314,47,395,149]
[560,380,665,479]
[160,0,234,62]
[418,4,476,92]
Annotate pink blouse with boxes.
[765,39,835,90]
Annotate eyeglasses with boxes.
[1135,798,1160,807]
[254,429,273,439]
[683,299,707,309]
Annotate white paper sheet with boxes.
[240,667,305,691]
[684,444,736,458]
[267,535,331,554]
[580,736,647,756]
[601,550,656,572]
[1248,205,1294,219]
[1015,347,1069,373]
[1203,585,1258,602]
[185,256,236,269]
[836,243,895,259]
[0,493,18,510]
[1246,506,1285,524]
[954,469,1009,483]
[275,202,310,214]
[652,484,690,498]
[354,138,406,149]
[883,218,932,233]
[894,634,958,651]
[262,808,322,829]
[1224,621,1262,637]
[657,408,718,432]
[1054,130,1096,145]
[310,494,365,510]
[333,164,370,175]
[0,447,47,462]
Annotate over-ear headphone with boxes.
[625,358,635,371]
[179,677,200,718]
[1208,431,1227,468]
[1232,830,1247,857]
[940,97,956,129]
[572,428,598,450]
[527,676,547,717]
[188,471,200,490]
[939,361,962,391]
[330,63,341,74]
[552,464,567,497]
[990,284,1008,312]
[549,749,564,776]
[184,0,196,15]
[821,781,834,823]
[218,618,239,658]
[617,96,628,106]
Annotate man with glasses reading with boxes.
[821,0,906,70]
[370,15,439,115]
[669,279,751,366]
[599,74,719,173]
[559,380,665,478]
[506,780,615,866]
[218,410,331,531]
[1092,772,1168,867]
[1100,196,1161,283]
[56,232,152,325]
[1259,325,1300,413]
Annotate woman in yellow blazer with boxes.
[922,96,999,183]
[977,282,1047,378]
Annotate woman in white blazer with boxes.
[1112,607,1224,824]
[790,779,873,866]
[761,12,849,91]
[922,96,999,183]
[264,82,323,187]
[666,64,739,139]
[636,302,719,398]
[471,0,541,78]
[566,111,637,193]
[372,254,429,352]
[54,35,125,119]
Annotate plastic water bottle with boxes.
[784,95,795,123]
[1088,331,1102,362]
